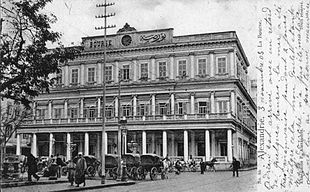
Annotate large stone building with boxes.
[18,24,257,167]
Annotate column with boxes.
[16,134,21,155]
[184,130,189,161]
[64,65,69,86]
[151,133,155,153]
[97,97,101,118]
[211,91,215,113]
[151,94,156,116]
[48,100,52,119]
[211,131,216,157]
[80,98,84,118]
[205,130,210,161]
[66,133,71,160]
[64,99,68,118]
[32,102,36,120]
[210,52,214,77]
[115,97,119,117]
[115,61,119,83]
[170,93,175,115]
[133,60,137,81]
[105,132,108,154]
[230,91,236,116]
[151,57,156,81]
[190,53,195,79]
[163,131,167,157]
[80,64,84,85]
[169,55,174,79]
[190,93,195,114]
[142,131,146,154]
[227,129,233,162]
[97,61,102,84]
[190,131,195,156]
[85,132,89,156]
[97,133,101,156]
[31,133,37,157]
[133,95,137,117]
[49,133,54,157]
[229,50,235,77]
[123,132,127,154]
[233,132,238,159]
[171,133,175,156]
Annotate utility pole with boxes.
[95,0,115,184]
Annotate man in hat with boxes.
[75,152,87,187]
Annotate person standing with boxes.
[200,159,206,174]
[26,152,40,182]
[75,152,87,187]
[231,157,240,177]
[67,159,76,186]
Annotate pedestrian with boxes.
[75,152,87,187]
[174,159,181,175]
[200,159,205,174]
[230,157,240,177]
[56,154,66,178]
[67,159,76,186]
[26,152,40,182]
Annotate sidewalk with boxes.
[1,176,135,192]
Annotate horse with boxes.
[205,158,217,172]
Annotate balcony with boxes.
[22,112,234,126]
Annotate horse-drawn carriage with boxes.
[104,154,119,179]
[136,154,166,180]
[122,153,140,180]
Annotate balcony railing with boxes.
[23,112,234,125]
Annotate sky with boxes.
[44,0,262,77]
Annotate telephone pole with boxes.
[95,0,115,184]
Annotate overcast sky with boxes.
[45,0,262,77]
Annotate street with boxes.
[88,169,257,192]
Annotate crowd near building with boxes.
[17,24,257,168]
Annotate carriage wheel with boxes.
[137,167,145,180]
[87,166,95,177]
[130,167,138,180]
[112,167,118,180]
[150,167,158,180]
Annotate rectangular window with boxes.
[37,109,46,119]
[198,102,210,114]
[218,101,228,113]
[88,67,95,83]
[159,103,168,115]
[105,106,114,118]
[56,70,62,85]
[122,65,130,80]
[122,105,131,117]
[71,69,78,84]
[158,62,167,78]
[217,57,227,74]
[178,102,185,115]
[198,59,207,76]
[178,60,187,78]
[70,108,78,118]
[139,104,145,116]
[54,108,62,119]
[105,66,112,82]
[140,63,148,80]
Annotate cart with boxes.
[136,154,165,180]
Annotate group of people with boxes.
[24,151,88,187]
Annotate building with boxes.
[18,23,257,168]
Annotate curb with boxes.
[1,179,68,188]
[50,181,136,192]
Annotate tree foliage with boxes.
[0,0,81,108]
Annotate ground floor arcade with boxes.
[16,128,255,164]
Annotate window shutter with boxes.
[186,102,190,114]
[155,104,159,115]
[175,103,178,115]
[207,102,211,114]
[146,104,150,116]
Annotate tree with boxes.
[0,0,81,173]
[0,0,81,108]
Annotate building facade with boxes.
[18,24,257,167]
